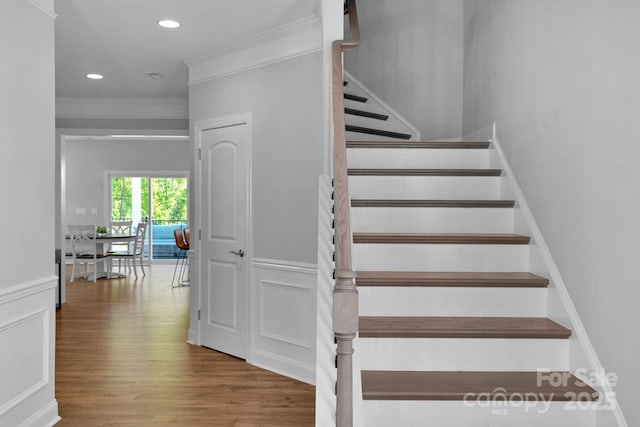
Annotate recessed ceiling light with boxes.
[86,73,103,80]
[158,19,180,29]
[145,71,164,80]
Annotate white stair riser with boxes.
[346,131,414,142]
[351,207,515,233]
[362,401,596,427]
[359,287,547,317]
[347,148,490,169]
[353,244,530,272]
[358,338,569,371]
[349,176,503,200]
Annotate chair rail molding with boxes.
[186,15,322,86]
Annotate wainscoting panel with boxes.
[0,277,59,427]
[251,259,317,385]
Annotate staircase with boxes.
[343,137,599,426]
[343,73,420,142]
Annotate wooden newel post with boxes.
[334,269,358,427]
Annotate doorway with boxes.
[107,174,189,261]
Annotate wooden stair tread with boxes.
[347,141,490,149]
[345,108,389,121]
[353,233,531,245]
[359,316,571,339]
[346,125,412,140]
[348,168,502,176]
[344,93,367,103]
[355,271,549,288]
[351,199,515,208]
[361,371,598,401]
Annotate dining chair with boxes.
[108,220,133,273]
[110,223,147,279]
[171,228,190,288]
[68,224,111,283]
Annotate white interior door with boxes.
[200,122,249,359]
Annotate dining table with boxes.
[67,233,137,280]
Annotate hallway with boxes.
[55,265,315,426]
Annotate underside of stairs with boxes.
[345,138,600,426]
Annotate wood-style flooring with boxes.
[56,265,315,426]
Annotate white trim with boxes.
[0,309,50,416]
[344,71,421,141]
[489,123,628,427]
[315,176,341,425]
[252,258,317,276]
[22,0,56,19]
[258,279,314,349]
[0,276,57,305]
[252,349,315,385]
[186,16,322,86]
[20,399,60,427]
[56,98,188,120]
[64,135,188,141]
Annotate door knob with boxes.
[229,249,245,258]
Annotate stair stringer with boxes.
[314,175,365,427]
[315,176,338,427]
[487,123,627,427]
[343,71,421,142]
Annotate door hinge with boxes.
[197,148,202,160]
[199,229,202,240]
[198,309,201,320]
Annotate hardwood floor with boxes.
[56,265,315,426]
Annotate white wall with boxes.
[64,139,190,227]
[0,0,59,425]
[344,0,464,140]
[463,1,639,424]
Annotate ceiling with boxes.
[54,0,319,100]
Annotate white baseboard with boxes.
[21,399,60,427]
[252,349,315,385]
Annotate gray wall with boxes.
[190,52,324,264]
[344,0,464,140]
[0,0,55,287]
[64,139,190,227]
[463,1,639,424]
[0,1,58,425]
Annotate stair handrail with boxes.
[332,1,359,426]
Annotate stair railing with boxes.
[332,0,360,426]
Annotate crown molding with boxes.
[185,15,322,86]
[22,0,56,19]
[56,98,189,119]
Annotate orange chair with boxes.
[184,228,190,246]
[171,228,190,287]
